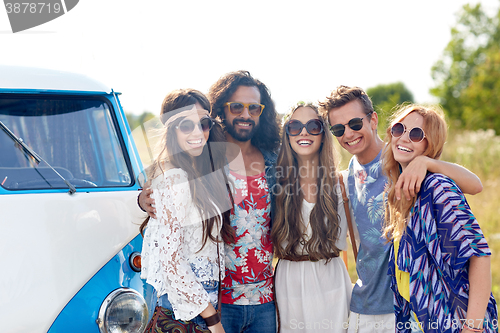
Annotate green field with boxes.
[337,129,500,300]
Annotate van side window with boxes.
[0,96,133,190]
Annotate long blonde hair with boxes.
[271,103,341,261]
[382,104,447,241]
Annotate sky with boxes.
[1,0,499,115]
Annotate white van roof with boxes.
[0,65,112,93]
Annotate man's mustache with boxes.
[232,118,256,127]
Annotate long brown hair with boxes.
[382,104,447,242]
[271,103,341,261]
[140,88,234,248]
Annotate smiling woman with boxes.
[271,102,352,333]
[174,109,213,156]
[382,104,498,333]
[389,112,428,170]
[140,89,233,333]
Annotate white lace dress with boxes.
[275,194,352,332]
[140,168,224,321]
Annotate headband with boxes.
[163,108,210,128]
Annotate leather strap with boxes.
[281,253,339,262]
[339,173,358,261]
[217,241,221,312]
[203,145,222,327]
[145,306,162,333]
[203,310,221,327]
[208,145,222,327]
[205,239,222,327]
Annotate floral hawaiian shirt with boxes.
[221,171,274,305]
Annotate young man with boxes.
[139,71,281,333]
[207,71,280,333]
[319,86,482,333]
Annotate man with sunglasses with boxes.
[207,70,280,333]
[138,71,280,333]
[319,85,483,333]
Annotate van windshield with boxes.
[0,96,133,190]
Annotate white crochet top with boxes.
[141,168,224,321]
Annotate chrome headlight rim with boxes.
[97,287,148,333]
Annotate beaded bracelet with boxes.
[465,323,484,333]
[203,311,221,327]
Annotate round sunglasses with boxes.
[390,122,426,143]
[224,102,265,117]
[330,111,373,137]
[286,119,324,136]
[176,116,214,134]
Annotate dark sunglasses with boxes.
[224,102,265,117]
[176,116,214,134]
[286,119,324,136]
[391,122,426,143]
[330,111,373,137]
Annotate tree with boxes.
[462,45,500,130]
[126,111,155,131]
[431,3,500,131]
[366,82,414,135]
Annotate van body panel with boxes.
[0,66,150,332]
[0,191,145,333]
[47,234,153,333]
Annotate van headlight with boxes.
[97,288,148,333]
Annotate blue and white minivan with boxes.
[0,65,153,333]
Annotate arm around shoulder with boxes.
[401,156,483,199]
[425,157,483,195]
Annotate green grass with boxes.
[443,129,500,299]
[334,129,500,300]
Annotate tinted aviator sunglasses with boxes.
[176,116,214,134]
[224,102,265,117]
[286,119,324,136]
[391,122,426,143]
[330,111,373,137]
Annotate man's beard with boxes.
[224,118,260,142]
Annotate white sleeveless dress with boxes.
[275,195,352,332]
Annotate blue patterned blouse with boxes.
[388,173,498,333]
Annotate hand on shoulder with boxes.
[138,187,156,219]
[138,161,175,219]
